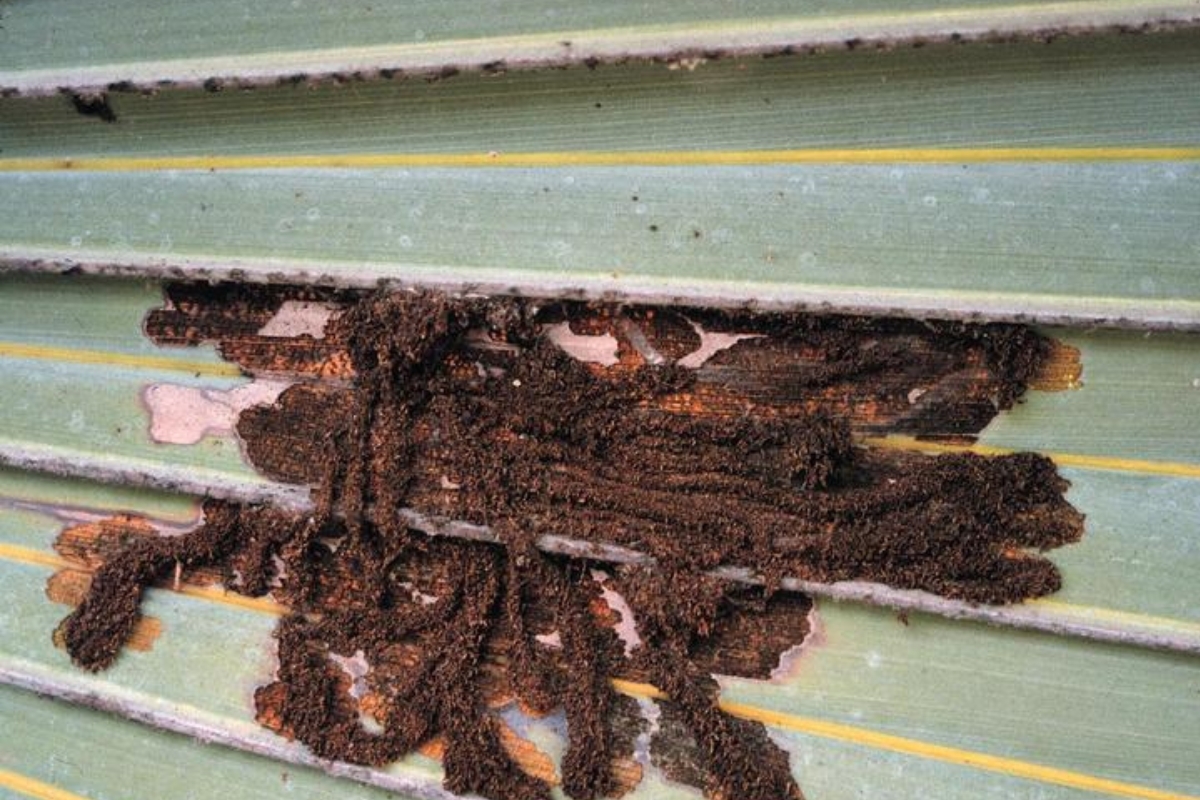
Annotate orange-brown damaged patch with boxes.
[45,568,93,605]
[416,735,445,761]
[1029,340,1084,391]
[608,756,644,799]
[254,681,293,738]
[498,723,558,785]
[392,727,563,787]
[53,514,158,569]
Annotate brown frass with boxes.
[60,288,1084,800]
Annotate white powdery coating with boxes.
[544,322,621,366]
[256,300,338,339]
[143,380,291,445]
[534,631,563,649]
[328,650,371,700]
[632,696,662,767]
[676,321,762,368]
[590,569,643,656]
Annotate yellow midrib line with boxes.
[3,540,1198,799]
[2,147,1199,173]
[175,583,286,615]
[1030,598,1200,636]
[0,543,68,570]
[862,435,1200,480]
[0,543,284,615]
[0,769,92,800]
[0,341,244,378]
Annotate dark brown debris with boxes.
[58,286,1085,800]
[56,503,246,671]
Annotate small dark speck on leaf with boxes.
[70,93,117,123]
[649,225,659,232]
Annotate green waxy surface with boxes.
[0,0,1021,70]
[0,272,224,362]
[3,162,1198,324]
[1052,469,1200,623]
[0,466,200,526]
[0,683,409,800]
